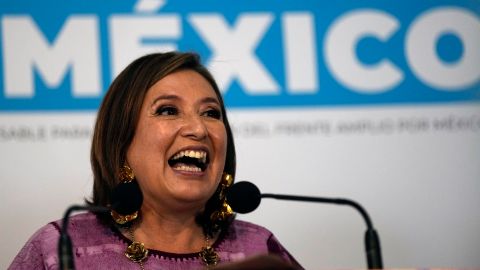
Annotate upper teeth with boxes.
[172,150,207,163]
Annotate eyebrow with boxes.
[151,94,221,106]
[152,94,179,103]
[201,96,221,106]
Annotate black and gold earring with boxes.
[210,173,234,225]
[110,165,143,225]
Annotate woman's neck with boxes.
[130,205,207,253]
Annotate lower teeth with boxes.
[174,165,201,172]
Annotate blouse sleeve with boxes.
[8,222,60,270]
[267,234,304,269]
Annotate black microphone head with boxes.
[110,180,143,215]
[226,181,261,214]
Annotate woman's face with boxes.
[126,69,227,212]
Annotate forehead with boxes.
[145,69,219,102]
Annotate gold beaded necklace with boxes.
[124,225,219,269]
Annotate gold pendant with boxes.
[200,246,219,266]
[125,241,149,263]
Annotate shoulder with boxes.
[55,212,122,248]
[49,212,105,238]
[9,212,119,270]
[23,220,62,253]
[217,219,274,257]
[228,219,274,239]
[58,211,104,231]
[9,219,61,269]
[219,219,303,268]
[226,219,286,250]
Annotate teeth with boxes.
[172,150,207,163]
[173,165,202,172]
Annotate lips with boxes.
[168,149,209,172]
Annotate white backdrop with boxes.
[2,103,480,269]
[1,0,480,269]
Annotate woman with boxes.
[9,52,301,269]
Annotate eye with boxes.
[202,108,222,120]
[155,106,178,116]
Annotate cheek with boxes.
[127,123,172,170]
[215,128,228,174]
[214,126,228,158]
[129,129,153,159]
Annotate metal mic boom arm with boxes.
[261,193,383,269]
[59,205,109,270]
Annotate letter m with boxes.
[1,16,101,98]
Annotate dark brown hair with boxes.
[90,52,236,233]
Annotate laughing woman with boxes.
[9,52,302,270]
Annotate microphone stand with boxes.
[261,193,383,269]
[58,205,109,270]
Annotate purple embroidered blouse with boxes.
[9,212,301,269]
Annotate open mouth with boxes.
[168,150,209,173]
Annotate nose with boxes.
[180,114,208,140]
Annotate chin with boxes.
[170,186,214,203]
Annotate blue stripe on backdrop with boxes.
[0,0,479,111]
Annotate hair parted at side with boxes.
[89,51,236,233]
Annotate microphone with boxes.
[226,181,383,269]
[58,205,109,270]
[59,183,142,270]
